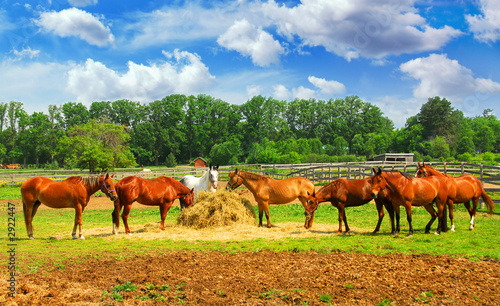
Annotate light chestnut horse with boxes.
[21,173,117,239]
[226,169,315,228]
[371,170,449,236]
[304,168,395,234]
[416,162,494,231]
[112,176,194,234]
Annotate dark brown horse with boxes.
[226,169,315,228]
[112,176,194,234]
[304,168,395,234]
[21,173,117,239]
[371,169,449,236]
[416,162,494,231]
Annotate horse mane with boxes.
[239,170,266,182]
[80,175,102,187]
[321,179,344,194]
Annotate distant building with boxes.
[370,153,414,163]
[194,157,207,167]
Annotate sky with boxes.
[0,0,499,128]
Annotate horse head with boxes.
[101,173,118,201]
[226,169,243,191]
[415,162,428,178]
[209,164,219,190]
[305,190,318,218]
[370,168,387,199]
[180,188,195,210]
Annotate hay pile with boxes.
[177,190,257,229]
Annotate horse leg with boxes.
[423,204,437,234]
[23,200,36,239]
[257,202,264,227]
[335,204,344,234]
[404,203,414,237]
[159,202,173,230]
[448,200,455,232]
[342,208,350,233]
[72,204,84,240]
[394,205,401,235]
[263,201,271,228]
[469,198,480,231]
[299,197,314,229]
[373,200,385,233]
[112,199,122,234]
[121,204,133,235]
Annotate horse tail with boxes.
[479,183,495,215]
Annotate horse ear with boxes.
[372,168,377,175]
[190,188,194,193]
[111,174,115,178]
[377,167,382,175]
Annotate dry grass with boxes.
[177,189,257,229]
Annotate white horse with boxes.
[180,165,219,202]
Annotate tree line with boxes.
[0,95,498,172]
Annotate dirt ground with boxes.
[3,182,500,305]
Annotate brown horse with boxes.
[112,176,194,234]
[304,168,395,234]
[226,169,315,228]
[371,169,449,236]
[21,173,117,239]
[416,162,494,231]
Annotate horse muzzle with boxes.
[371,191,379,199]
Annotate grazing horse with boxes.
[304,168,395,234]
[226,169,315,228]
[416,162,494,231]
[21,173,117,239]
[370,170,449,236]
[180,165,219,199]
[112,176,194,234]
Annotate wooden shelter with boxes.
[194,157,207,167]
[370,153,414,163]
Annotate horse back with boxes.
[264,176,314,204]
[21,176,84,208]
[117,176,188,205]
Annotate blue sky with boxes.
[0,0,499,127]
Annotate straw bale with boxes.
[177,190,257,229]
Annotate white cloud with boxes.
[308,76,345,95]
[273,84,290,100]
[399,53,500,101]
[246,85,261,98]
[0,60,74,114]
[36,8,114,47]
[11,46,40,60]
[217,19,285,67]
[68,0,98,7]
[261,0,462,60]
[67,50,216,103]
[466,0,500,43]
[292,86,316,100]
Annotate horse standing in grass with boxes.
[21,173,117,239]
[416,162,494,231]
[226,169,315,228]
[180,165,219,200]
[304,168,395,234]
[370,170,449,236]
[112,176,194,234]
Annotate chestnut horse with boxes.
[416,162,494,231]
[112,176,194,234]
[371,170,449,236]
[304,168,395,234]
[226,169,315,228]
[21,173,117,239]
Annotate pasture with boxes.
[1,181,499,305]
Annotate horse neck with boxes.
[82,176,102,196]
[239,172,262,194]
[318,181,341,202]
[200,170,212,187]
[426,167,445,177]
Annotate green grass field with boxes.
[1,186,499,272]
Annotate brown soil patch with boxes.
[3,251,499,305]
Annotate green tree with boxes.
[455,136,475,155]
[430,136,450,159]
[331,136,349,156]
[59,120,136,172]
[417,96,460,140]
[208,138,242,165]
[62,102,90,129]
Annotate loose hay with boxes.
[177,189,257,229]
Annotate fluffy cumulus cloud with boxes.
[308,76,345,95]
[292,86,316,100]
[399,53,500,101]
[217,19,285,66]
[272,84,290,100]
[261,0,462,60]
[66,50,216,103]
[36,8,114,47]
[466,0,500,43]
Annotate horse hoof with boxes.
[451,225,455,232]
[72,236,79,239]
[434,231,440,236]
[29,236,35,240]
[80,236,85,240]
